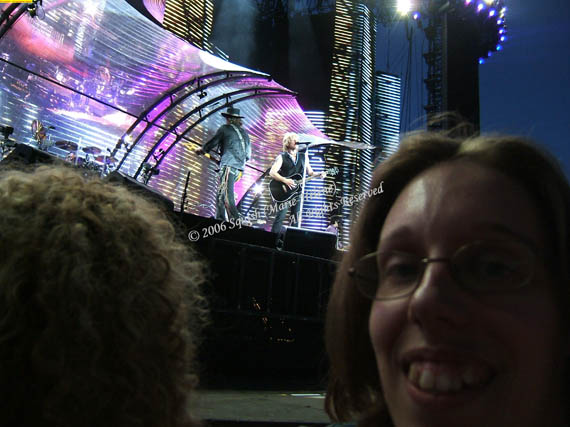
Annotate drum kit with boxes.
[29,120,117,176]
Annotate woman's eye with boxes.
[381,259,420,283]
[475,258,516,280]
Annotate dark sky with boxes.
[376,0,570,178]
[376,0,569,178]
[479,0,570,178]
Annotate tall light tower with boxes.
[366,0,507,131]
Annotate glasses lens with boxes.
[350,252,379,298]
[351,251,423,300]
[454,241,534,291]
[377,251,423,299]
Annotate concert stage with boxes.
[178,213,339,388]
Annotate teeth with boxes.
[408,361,492,393]
[449,375,462,391]
[409,363,420,383]
[435,372,451,392]
[418,369,435,390]
[463,367,477,386]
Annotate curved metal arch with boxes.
[0,4,26,40]
[119,84,293,173]
[114,74,271,164]
[132,87,297,179]
[111,70,271,157]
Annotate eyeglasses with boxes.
[348,240,537,300]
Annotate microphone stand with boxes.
[180,170,191,216]
[296,147,310,228]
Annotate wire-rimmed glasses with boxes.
[348,240,537,300]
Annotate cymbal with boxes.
[94,155,117,164]
[82,146,101,155]
[55,140,78,151]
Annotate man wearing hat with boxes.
[195,106,251,221]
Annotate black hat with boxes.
[221,106,244,119]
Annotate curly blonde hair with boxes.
[0,165,207,427]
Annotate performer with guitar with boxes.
[269,132,325,233]
[194,106,251,221]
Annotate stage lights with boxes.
[477,3,485,12]
[397,0,412,15]
[489,8,496,17]
[412,11,421,20]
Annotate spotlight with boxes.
[500,35,506,42]
[412,11,421,20]
[396,0,412,15]
[477,3,485,12]
[489,9,496,17]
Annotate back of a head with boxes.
[0,166,206,427]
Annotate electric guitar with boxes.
[269,167,339,203]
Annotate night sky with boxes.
[479,0,570,178]
[377,0,569,178]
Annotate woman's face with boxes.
[368,161,567,427]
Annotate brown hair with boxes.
[324,132,570,426]
[0,165,208,427]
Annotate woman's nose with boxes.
[407,261,470,335]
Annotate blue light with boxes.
[477,3,485,12]
[497,18,504,25]
[412,11,421,20]
[479,58,485,65]
[487,51,493,57]
[500,35,506,42]
[465,0,473,4]
[498,28,505,34]
[496,44,502,51]
[489,9,496,17]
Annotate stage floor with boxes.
[192,389,329,426]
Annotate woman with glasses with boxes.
[324,132,570,427]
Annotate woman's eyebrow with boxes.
[471,222,538,249]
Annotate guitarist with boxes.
[269,132,325,233]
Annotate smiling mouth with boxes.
[405,360,494,393]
